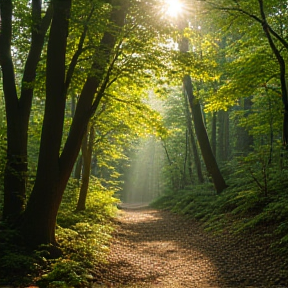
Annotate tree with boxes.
[0,0,52,220]
[203,0,288,147]
[76,123,95,211]
[1,0,178,248]
[211,112,217,157]
[0,0,130,246]
[184,89,204,183]
[175,11,227,193]
[19,0,129,247]
[184,75,228,193]
[235,97,254,155]
[217,109,230,161]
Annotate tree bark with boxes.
[20,0,72,246]
[76,124,95,211]
[184,90,204,183]
[211,112,217,157]
[20,0,128,248]
[182,129,188,186]
[183,75,227,193]
[74,155,83,180]
[218,110,230,161]
[235,97,253,155]
[0,0,52,220]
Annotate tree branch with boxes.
[19,3,53,123]
[207,1,288,50]
[0,0,18,111]
[64,5,95,94]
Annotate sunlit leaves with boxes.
[194,0,288,113]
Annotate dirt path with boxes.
[93,204,287,288]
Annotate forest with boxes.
[0,0,288,287]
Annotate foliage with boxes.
[152,152,288,257]
[58,178,118,227]
[0,179,116,287]
[0,221,44,286]
[38,259,90,288]
[2,0,288,285]
[36,181,116,287]
[150,183,216,217]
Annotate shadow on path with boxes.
[93,205,287,288]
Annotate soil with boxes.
[93,204,288,288]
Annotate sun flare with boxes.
[165,0,183,18]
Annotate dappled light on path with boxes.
[93,206,221,287]
[93,205,286,287]
[93,203,285,288]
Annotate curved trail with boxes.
[93,204,287,288]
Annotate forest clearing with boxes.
[1,0,288,287]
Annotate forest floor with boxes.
[93,203,288,288]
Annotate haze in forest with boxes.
[1,0,288,286]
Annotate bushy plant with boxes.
[0,222,45,286]
[152,154,288,258]
[37,259,89,288]
[0,177,117,287]
[35,179,116,287]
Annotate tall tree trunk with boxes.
[20,0,72,246]
[182,129,188,186]
[20,0,128,248]
[257,0,288,148]
[218,110,230,161]
[74,155,83,180]
[183,75,227,194]
[0,0,52,220]
[76,124,95,211]
[223,110,230,160]
[184,90,204,183]
[211,112,217,157]
[235,97,253,155]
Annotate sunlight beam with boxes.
[165,0,183,18]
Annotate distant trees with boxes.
[158,0,288,195]
[218,0,288,147]
[156,0,288,195]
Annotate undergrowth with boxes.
[151,165,288,257]
[0,179,118,287]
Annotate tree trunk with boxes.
[235,97,253,155]
[0,0,52,220]
[20,0,72,246]
[257,0,288,148]
[184,90,204,183]
[182,129,188,186]
[223,110,230,160]
[211,112,217,157]
[74,155,83,180]
[20,0,128,248]
[76,124,95,211]
[218,110,230,161]
[183,75,227,193]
